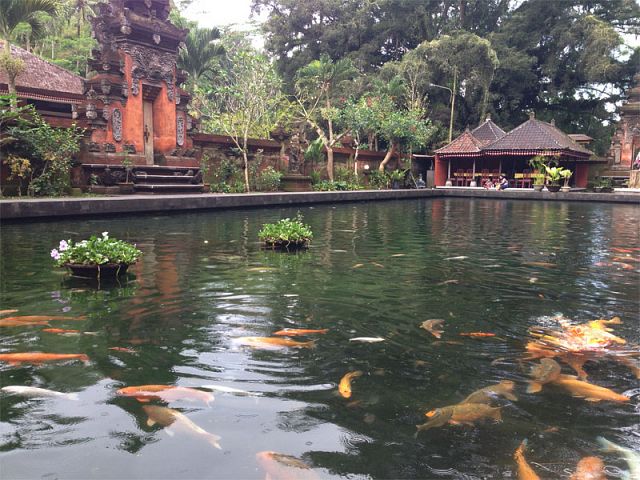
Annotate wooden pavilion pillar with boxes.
[434,154,448,186]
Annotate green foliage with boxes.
[388,169,407,181]
[258,214,313,247]
[312,180,362,191]
[309,170,322,185]
[368,170,390,189]
[254,166,283,192]
[544,165,570,185]
[51,232,142,267]
[304,137,325,165]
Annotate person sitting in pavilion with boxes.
[497,175,509,190]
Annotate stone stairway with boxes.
[131,166,204,194]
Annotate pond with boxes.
[0,199,638,479]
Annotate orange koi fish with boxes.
[234,336,315,349]
[417,403,502,434]
[338,371,363,399]
[611,247,633,254]
[117,385,214,405]
[612,256,639,263]
[459,332,496,337]
[0,315,86,323]
[273,328,329,336]
[109,347,136,354]
[0,319,50,327]
[256,451,319,480]
[42,328,81,335]
[0,352,90,365]
[523,262,556,268]
[420,319,445,339]
[513,441,541,480]
[0,309,18,316]
[569,456,606,480]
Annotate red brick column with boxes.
[435,154,448,186]
[574,163,589,188]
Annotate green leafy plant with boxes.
[256,166,283,191]
[121,151,133,183]
[51,232,142,267]
[559,168,572,187]
[258,214,313,248]
[388,169,407,181]
[309,170,322,185]
[368,170,390,189]
[312,180,362,191]
[544,165,565,185]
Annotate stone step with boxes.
[134,183,204,194]
[133,173,197,184]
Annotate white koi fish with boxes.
[1,386,79,400]
[349,337,385,343]
[200,384,262,397]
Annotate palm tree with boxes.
[178,26,224,86]
[0,0,57,110]
[74,0,95,38]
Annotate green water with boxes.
[0,199,638,479]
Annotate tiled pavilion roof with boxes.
[484,114,592,157]
[434,129,485,156]
[0,41,84,102]
[470,116,506,145]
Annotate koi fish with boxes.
[552,374,630,403]
[273,328,328,336]
[420,319,445,339]
[612,256,640,263]
[348,337,385,343]
[234,336,315,349]
[142,405,221,449]
[200,384,261,397]
[0,309,18,316]
[117,385,214,405]
[459,332,496,337]
[391,254,406,257]
[611,247,634,254]
[256,451,319,480]
[0,315,86,325]
[437,279,460,285]
[371,262,385,268]
[0,352,90,365]
[417,403,502,434]
[513,440,541,480]
[338,371,363,399]
[42,328,81,335]
[528,358,562,393]
[109,347,136,354]
[247,267,277,272]
[461,380,518,404]
[352,263,364,269]
[523,262,556,268]
[1,385,79,400]
[569,456,606,480]
[445,256,468,261]
[0,319,50,328]
[597,437,640,480]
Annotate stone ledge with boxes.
[1,188,638,220]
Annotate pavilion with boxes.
[434,113,598,188]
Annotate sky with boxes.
[181,0,264,31]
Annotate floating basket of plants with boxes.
[51,232,142,279]
[258,215,313,250]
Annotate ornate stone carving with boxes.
[121,81,129,98]
[123,44,176,101]
[112,108,123,142]
[100,78,111,95]
[177,115,185,146]
[104,143,116,153]
[123,144,136,154]
[86,103,97,120]
[102,108,110,121]
[88,141,101,153]
[153,33,161,44]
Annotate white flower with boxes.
[102,231,109,239]
[59,240,69,251]
[50,249,60,260]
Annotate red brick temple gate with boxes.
[78,0,201,193]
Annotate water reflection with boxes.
[0,199,638,479]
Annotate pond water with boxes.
[0,198,638,479]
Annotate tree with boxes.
[295,54,357,181]
[0,0,57,109]
[202,40,286,192]
[178,26,224,86]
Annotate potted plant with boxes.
[51,232,142,278]
[532,173,545,192]
[388,169,406,189]
[599,176,614,193]
[529,155,546,191]
[544,165,564,192]
[118,152,135,194]
[560,168,573,192]
[258,214,313,250]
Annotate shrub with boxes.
[368,170,390,189]
[51,232,142,267]
[256,166,283,191]
[258,214,313,248]
[313,180,363,191]
[309,170,322,185]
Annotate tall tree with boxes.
[178,26,224,87]
[202,38,286,192]
[295,54,357,180]
[0,0,57,109]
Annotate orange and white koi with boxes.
[143,405,221,449]
[117,385,214,405]
[273,328,328,336]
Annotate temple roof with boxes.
[434,129,484,156]
[471,116,506,145]
[0,41,84,100]
[484,115,592,157]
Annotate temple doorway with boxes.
[143,100,154,165]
